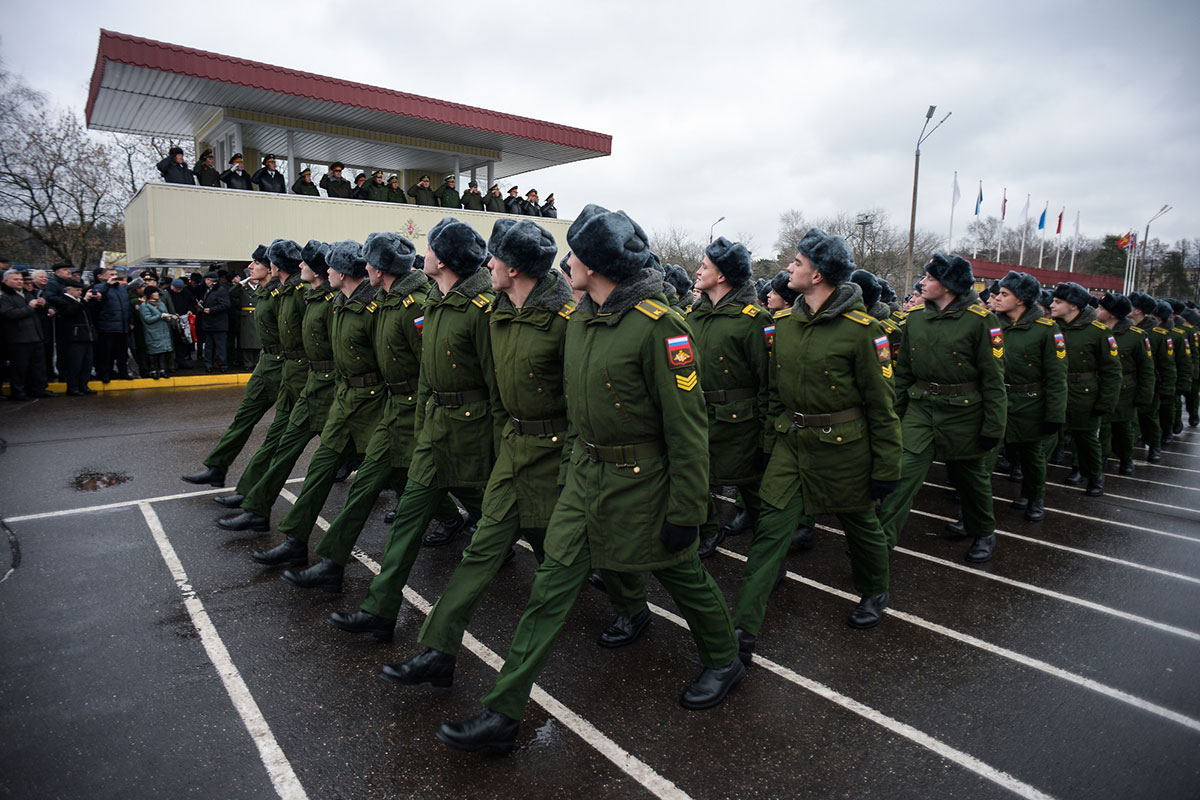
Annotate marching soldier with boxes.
[1049,282,1121,496]
[665,264,693,312]
[181,245,284,487]
[219,153,253,190]
[436,204,743,753]
[291,168,320,196]
[1127,292,1175,462]
[1163,299,1194,438]
[435,176,462,209]
[483,184,507,214]
[1183,306,1200,427]
[320,162,352,198]
[764,270,797,313]
[193,149,221,187]
[878,254,1006,564]
[252,155,286,193]
[460,181,485,211]
[408,175,438,206]
[1097,293,1155,476]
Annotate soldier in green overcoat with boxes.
[181,244,284,487]
[1097,292,1156,476]
[878,254,1007,564]
[435,176,462,209]
[436,204,743,754]
[1161,299,1194,439]
[365,171,389,202]
[1183,307,1200,427]
[734,230,901,646]
[407,175,438,206]
[291,168,320,196]
[1049,282,1121,496]
[483,184,506,214]
[1128,292,1175,462]
[386,175,407,204]
[460,180,485,211]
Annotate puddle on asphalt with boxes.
[72,470,131,491]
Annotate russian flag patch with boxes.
[666,334,694,367]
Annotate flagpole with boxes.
[1123,235,1133,294]
[948,171,958,252]
[1018,194,1029,266]
[995,188,1006,262]
[1069,211,1079,272]
[972,180,981,259]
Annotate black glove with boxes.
[978,436,1000,451]
[660,521,699,553]
[1041,421,1062,436]
[869,478,898,500]
[758,451,772,471]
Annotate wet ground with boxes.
[1,386,1197,799]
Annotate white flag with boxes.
[1017,195,1030,227]
[952,173,961,207]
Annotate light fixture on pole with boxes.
[905,105,952,293]
[709,216,726,244]
[1132,204,1172,292]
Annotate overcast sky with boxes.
[3,0,1196,260]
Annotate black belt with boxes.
[282,349,306,360]
[583,440,665,464]
[915,379,978,396]
[1068,371,1096,384]
[703,387,756,404]
[343,373,382,388]
[308,359,335,372]
[787,407,863,429]
[510,416,568,437]
[430,388,487,408]
[1005,381,1041,393]
[261,344,282,355]
[386,379,416,395]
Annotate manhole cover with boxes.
[72,471,131,491]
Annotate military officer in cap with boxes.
[351,173,369,199]
[182,245,284,487]
[219,154,253,190]
[735,230,900,645]
[1049,281,1121,495]
[1127,292,1174,461]
[193,149,221,187]
[878,253,1006,563]
[436,204,743,754]
[366,171,389,202]
[386,175,408,204]
[435,176,462,209]
[156,146,194,185]
[408,175,438,206]
[522,189,542,216]
[1097,292,1155,476]
[460,181,485,211]
[320,163,352,198]
[504,186,523,215]
[252,155,286,193]
[483,184,506,214]
[541,193,558,219]
[291,168,320,196]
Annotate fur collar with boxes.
[795,281,862,322]
[578,268,663,317]
[493,268,573,314]
[1112,317,1133,335]
[390,269,429,298]
[693,280,757,313]
[429,266,491,301]
[1060,305,1098,329]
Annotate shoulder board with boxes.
[270,288,281,297]
[741,304,761,318]
[967,304,989,317]
[908,304,925,312]
[842,309,873,326]
[880,318,898,334]
[471,293,492,309]
[635,299,670,320]
[1035,317,1054,326]
[558,300,576,319]
[365,300,379,313]
[1173,327,1186,334]
[1090,320,1108,330]
[1130,325,1144,334]
[324,291,336,302]
[1153,327,1168,335]
[773,308,792,319]
[402,294,415,307]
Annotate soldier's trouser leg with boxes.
[233,394,298,497]
[1099,423,1113,460]
[600,570,649,617]
[1008,439,1046,501]
[653,557,738,667]
[840,509,891,598]
[1109,420,1135,461]
[240,421,316,515]
[1070,426,1103,478]
[878,443,937,551]
[203,379,277,470]
[698,492,721,549]
[733,491,805,636]
[1174,393,1186,429]
[419,506,544,656]
[275,442,353,543]
[945,457,996,538]
[1158,399,1173,441]
[313,456,406,566]
[359,480,485,619]
[1139,406,1162,447]
[1187,384,1199,424]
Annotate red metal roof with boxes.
[966,257,1123,292]
[86,29,611,155]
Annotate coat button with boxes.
[732,414,738,419]
[614,402,621,409]
[633,466,641,474]
[836,436,843,442]
[551,436,558,443]
[465,411,471,417]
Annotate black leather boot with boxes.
[697,527,725,559]
[1146,446,1163,463]
[213,493,245,508]
[790,524,814,551]
[944,519,967,537]
[281,557,344,592]
[1118,458,1134,475]
[586,570,606,591]
[1009,465,1024,483]
[598,607,652,648]
[1064,469,1084,485]
[327,609,395,642]
[847,592,888,629]
[437,709,519,753]
[719,508,753,538]
[381,648,456,687]
[1011,496,1030,511]
[383,506,398,524]
[734,627,756,666]
[1085,473,1105,497]
[218,511,270,532]
[422,512,471,547]
[679,659,746,710]
[1173,420,1184,435]
[1024,498,1045,522]
[182,466,226,486]
[995,455,1012,472]
[965,533,996,563]
[250,535,306,567]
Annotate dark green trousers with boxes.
[418,505,546,656]
[312,454,406,566]
[241,420,317,516]
[1006,438,1047,501]
[480,540,737,721]
[699,481,762,544]
[1069,425,1102,478]
[1100,420,1135,462]
[232,393,299,497]
[1186,383,1199,424]
[276,441,356,542]
[359,479,484,620]
[880,442,996,548]
[1139,405,1162,447]
[203,377,278,470]
[1158,398,1174,442]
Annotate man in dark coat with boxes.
[292,168,320,196]
[193,149,221,187]
[0,268,51,399]
[407,175,437,206]
[434,176,461,209]
[91,267,133,382]
[252,155,287,193]
[460,181,485,211]
[483,184,506,214]
[156,146,194,185]
[220,154,254,190]
[320,163,352,198]
[351,173,369,199]
[521,189,542,216]
[541,193,558,219]
[54,277,97,395]
[386,175,407,204]
[503,187,523,215]
[200,271,231,372]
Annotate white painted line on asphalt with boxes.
[138,502,308,800]
[908,508,1200,586]
[1040,481,1200,514]
[283,492,691,800]
[816,525,1200,643]
[1139,461,1200,475]
[1036,466,1200,493]
[647,600,1058,800]
[716,546,1200,734]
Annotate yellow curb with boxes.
[21,372,254,395]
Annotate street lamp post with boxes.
[855,213,874,267]
[709,216,725,244]
[904,106,952,294]
[1131,204,1172,293]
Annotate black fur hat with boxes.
[755,277,770,306]
[487,218,558,278]
[1183,308,1200,326]
[1169,298,1185,314]
[770,270,799,306]
[1099,292,1132,320]
[849,269,881,308]
[1155,299,1175,322]
[999,270,1040,308]
[560,252,572,277]
[301,240,329,276]
[1039,288,1054,310]
[566,204,651,282]
[267,239,302,273]
[428,217,487,277]
[666,264,693,297]
[705,237,752,288]
[363,232,416,275]
[1052,281,1092,309]
[168,146,184,157]
[326,240,367,278]
[251,244,269,264]
[1128,291,1152,316]
[879,278,897,305]
[797,228,855,285]
[924,253,973,296]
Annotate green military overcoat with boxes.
[322,280,384,453]
[999,307,1067,442]
[1058,306,1122,427]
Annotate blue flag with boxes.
[1038,208,1046,230]
[974,184,983,215]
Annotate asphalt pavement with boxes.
[1,386,1197,799]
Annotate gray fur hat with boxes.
[849,269,881,308]
[487,218,557,278]
[1183,308,1200,326]
[363,232,416,275]
[1039,288,1054,310]
[705,236,752,288]
[666,264,692,297]
[301,240,329,276]
[268,239,303,273]
[770,269,799,305]
[251,244,269,264]
[755,277,770,305]
[924,253,973,296]
[428,217,487,277]
[879,278,897,305]
[1052,281,1092,309]
[999,270,1040,308]
[797,228,855,285]
[1155,299,1175,322]
[559,252,572,277]
[566,203,651,282]
[326,240,367,278]
[647,252,665,276]
[1099,292,1132,320]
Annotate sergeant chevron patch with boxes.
[675,370,698,391]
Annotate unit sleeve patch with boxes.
[666,334,695,367]
[1054,332,1066,359]
[874,334,890,363]
[1107,335,1119,358]
[763,325,775,349]
[990,326,1004,358]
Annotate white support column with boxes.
[286,130,298,182]
[486,161,494,189]
[452,156,461,188]
[232,123,244,157]
[470,166,477,186]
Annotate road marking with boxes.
[138,502,308,800]
[715,546,1200,734]
[1035,467,1200,493]
[1039,481,1200,515]
[5,479,306,523]
[282,491,691,800]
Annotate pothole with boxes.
[72,471,131,491]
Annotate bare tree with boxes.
[648,226,705,272]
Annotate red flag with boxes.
[1117,232,1131,249]
[1056,210,1063,234]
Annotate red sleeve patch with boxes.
[666,334,694,367]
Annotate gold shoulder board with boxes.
[773,308,792,319]
[741,304,761,317]
[967,304,989,317]
[471,293,491,309]
[635,299,668,320]
[558,300,576,319]
[842,309,872,325]
[1130,325,1144,334]
[1091,320,1108,330]
[1036,317,1054,326]
[402,294,414,307]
